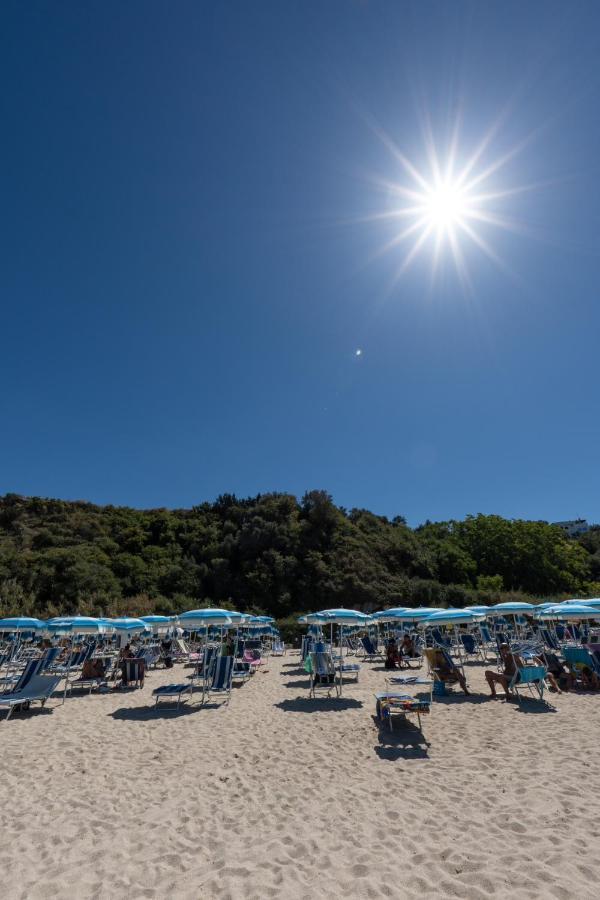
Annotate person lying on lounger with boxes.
[400,634,417,660]
[485,644,522,698]
[534,654,574,693]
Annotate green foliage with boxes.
[0,494,596,619]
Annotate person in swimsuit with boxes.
[485,643,522,698]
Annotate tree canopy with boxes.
[0,492,596,619]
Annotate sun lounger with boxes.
[0,674,62,721]
[509,664,546,702]
[153,680,195,709]
[375,692,430,731]
[119,658,145,689]
[204,656,234,703]
[309,651,340,698]
[271,641,285,656]
[360,636,383,661]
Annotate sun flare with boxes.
[423,180,471,232]
[363,118,534,287]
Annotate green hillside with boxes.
[0,491,598,620]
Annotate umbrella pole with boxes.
[338,624,343,696]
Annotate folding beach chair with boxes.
[562,646,600,687]
[460,633,485,662]
[0,656,47,693]
[337,659,361,682]
[153,679,195,709]
[204,656,234,704]
[360,636,383,661]
[309,651,340,698]
[120,658,145,689]
[0,674,62,721]
[423,648,464,695]
[232,660,252,683]
[271,641,286,656]
[509,664,546,702]
[431,628,453,652]
[66,656,115,695]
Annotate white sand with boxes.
[2,652,600,900]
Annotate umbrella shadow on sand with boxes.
[372,716,430,760]
[282,678,312,689]
[275,697,363,713]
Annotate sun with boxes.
[363,118,532,286]
[423,180,471,232]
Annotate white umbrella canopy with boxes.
[47,616,110,635]
[560,598,600,609]
[487,601,536,616]
[371,608,409,623]
[0,617,45,632]
[420,609,485,627]
[536,604,599,621]
[177,609,233,628]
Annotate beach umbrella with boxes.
[464,605,491,615]
[421,609,485,626]
[47,616,110,634]
[317,609,373,693]
[140,615,173,633]
[384,607,439,623]
[177,609,233,693]
[108,617,150,634]
[419,609,485,668]
[488,601,535,615]
[536,603,599,621]
[0,617,45,632]
[371,608,409,623]
[560,598,600,609]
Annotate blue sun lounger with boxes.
[153,679,195,709]
[0,674,62,721]
[509,664,547,702]
[309,652,340,698]
[204,656,234,704]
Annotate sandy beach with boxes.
[2,652,599,900]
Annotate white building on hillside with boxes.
[553,519,590,537]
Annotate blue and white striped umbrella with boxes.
[420,609,485,627]
[0,616,45,632]
[371,608,409,623]
[47,616,110,634]
[178,609,233,628]
[488,601,535,616]
[560,598,600,609]
[108,617,150,634]
[536,603,599,621]
[318,608,373,624]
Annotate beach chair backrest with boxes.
[39,647,61,672]
[517,665,545,685]
[311,651,336,680]
[5,657,44,694]
[480,625,492,643]
[460,633,476,654]
[122,658,145,685]
[361,636,376,655]
[562,646,599,673]
[211,656,233,690]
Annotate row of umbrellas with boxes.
[0,610,278,635]
[298,598,600,629]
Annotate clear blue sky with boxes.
[2,1,599,525]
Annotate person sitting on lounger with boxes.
[485,643,522,698]
[385,638,401,669]
[534,654,574,693]
[81,658,106,680]
[433,649,470,695]
[400,634,417,660]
